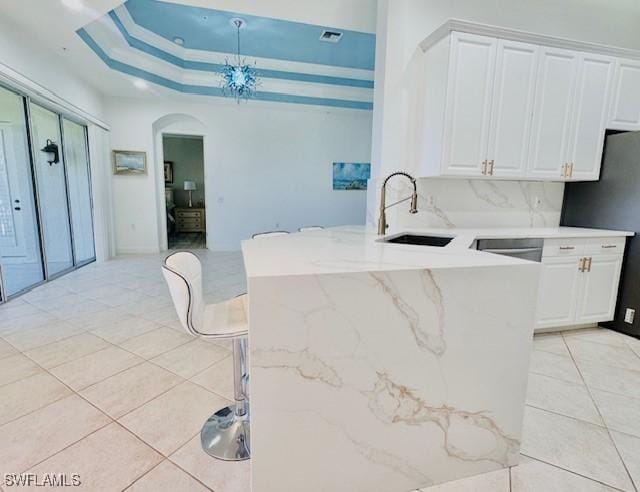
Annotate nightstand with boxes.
[175,207,206,233]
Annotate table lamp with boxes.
[184,180,196,208]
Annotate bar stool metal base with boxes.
[200,405,250,461]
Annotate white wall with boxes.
[105,97,373,252]
[0,16,104,120]
[369,0,640,228]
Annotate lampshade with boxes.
[183,180,197,191]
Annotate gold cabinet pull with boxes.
[559,246,575,251]
[561,163,567,177]
[579,257,586,272]
[602,245,617,249]
[568,163,574,178]
[482,160,487,175]
[488,159,495,175]
[586,256,592,272]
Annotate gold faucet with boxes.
[378,171,418,235]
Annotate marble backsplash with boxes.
[368,178,565,231]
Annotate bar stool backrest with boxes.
[162,251,205,337]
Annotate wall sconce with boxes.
[41,139,59,165]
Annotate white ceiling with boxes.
[0,0,377,99]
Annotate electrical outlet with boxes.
[625,308,635,324]
[427,195,435,207]
[534,196,542,210]
[275,222,280,229]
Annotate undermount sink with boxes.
[382,234,454,247]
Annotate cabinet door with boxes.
[442,32,497,176]
[609,59,640,130]
[536,256,582,329]
[567,54,615,181]
[575,254,623,324]
[527,47,578,180]
[487,40,539,177]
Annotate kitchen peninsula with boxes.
[242,226,541,491]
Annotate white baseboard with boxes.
[534,323,598,334]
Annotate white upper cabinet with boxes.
[441,33,496,176]
[416,22,637,182]
[609,59,640,130]
[527,47,578,180]
[487,40,539,177]
[566,54,615,181]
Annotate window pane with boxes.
[30,103,73,276]
[0,86,44,297]
[63,118,95,264]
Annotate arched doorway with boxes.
[152,114,208,251]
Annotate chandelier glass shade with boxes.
[222,19,259,102]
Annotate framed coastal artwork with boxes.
[164,161,174,184]
[332,162,371,190]
[112,150,147,175]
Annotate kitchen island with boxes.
[242,226,541,491]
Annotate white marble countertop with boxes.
[241,225,633,278]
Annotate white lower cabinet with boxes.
[536,238,625,331]
[536,256,582,329]
[575,254,623,324]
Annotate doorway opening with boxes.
[163,134,206,249]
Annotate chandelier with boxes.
[221,18,259,102]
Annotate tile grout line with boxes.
[524,403,605,429]
[519,453,628,492]
[7,331,221,491]
[560,332,639,492]
[527,368,582,386]
[122,458,213,492]
[564,338,640,372]
[0,351,117,475]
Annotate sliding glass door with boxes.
[62,118,95,265]
[29,104,74,277]
[0,85,96,302]
[0,86,45,298]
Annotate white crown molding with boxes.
[420,18,640,61]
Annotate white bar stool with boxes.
[162,251,250,461]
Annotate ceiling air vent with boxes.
[319,30,343,43]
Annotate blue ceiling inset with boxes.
[77,0,375,110]
[123,0,376,70]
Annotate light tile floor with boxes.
[0,251,639,491]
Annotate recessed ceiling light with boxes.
[173,37,185,46]
[61,0,84,10]
[133,79,148,90]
